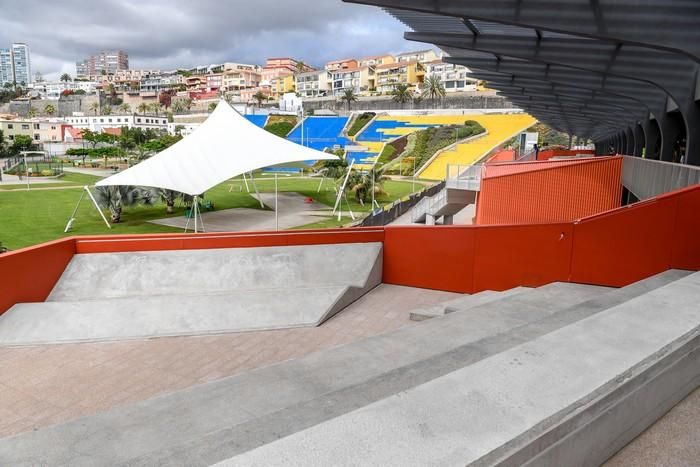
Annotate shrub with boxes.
[347,112,375,136]
[265,121,295,138]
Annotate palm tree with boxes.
[60,73,72,82]
[422,74,446,108]
[89,102,100,115]
[150,102,163,115]
[345,166,389,206]
[93,186,150,223]
[391,83,412,108]
[295,61,307,74]
[119,103,131,114]
[252,91,267,108]
[208,102,218,113]
[339,88,358,111]
[26,107,37,118]
[43,104,56,116]
[102,105,113,115]
[137,103,149,114]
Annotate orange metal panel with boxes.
[570,197,677,287]
[668,185,700,270]
[383,226,476,293]
[0,237,76,314]
[537,149,595,161]
[483,157,600,178]
[472,223,573,291]
[476,157,622,225]
[485,149,516,164]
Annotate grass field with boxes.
[0,173,420,250]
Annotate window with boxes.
[34,124,40,130]
[108,119,112,123]
[34,134,40,140]
[51,126,56,130]
[100,119,104,123]
[137,118,142,123]
[22,124,29,130]
[7,124,13,129]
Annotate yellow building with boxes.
[270,74,296,98]
[374,60,425,93]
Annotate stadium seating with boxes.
[244,114,268,128]
[287,117,351,152]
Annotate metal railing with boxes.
[445,163,483,191]
[357,180,445,227]
[622,156,700,200]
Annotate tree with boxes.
[295,61,307,74]
[347,166,388,205]
[252,91,267,108]
[170,98,192,113]
[422,75,446,108]
[119,103,131,114]
[93,186,151,223]
[208,101,218,112]
[150,102,163,115]
[12,134,33,152]
[391,83,412,107]
[339,88,358,111]
[60,73,72,82]
[26,107,37,118]
[102,105,113,115]
[89,102,100,115]
[43,104,56,116]
[137,103,149,114]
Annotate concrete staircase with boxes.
[2,270,698,467]
[0,243,383,345]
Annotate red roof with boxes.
[103,127,122,137]
[65,127,83,140]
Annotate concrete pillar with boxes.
[442,215,454,225]
[682,103,700,165]
[426,213,436,226]
[658,112,684,162]
[633,124,645,157]
[625,127,635,155]
[644,118,661,159]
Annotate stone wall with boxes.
[302,93,514,113]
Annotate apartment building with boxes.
[424,60,477,93]
[270,75,296,99]
[325,58,358,72]
[221,63,262,91]
[0,119,64,143]
[264,57,311,75]
[64,114,168,132]
[76,50,129,78]
[295,70,332,98]
[30,80,99,99]
[395,49,439,64]
[375,61,425,93]
[359,54,394,68]
[0,43,31,86]
[139,73,183,97]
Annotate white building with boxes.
[30,80,98,99]
[295,70,331,98]
[424,60,477,93]
[0,43,31,86]
[395,49,438,64]
[64,114,168,132]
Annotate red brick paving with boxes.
[0,284,459,438]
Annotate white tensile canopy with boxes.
[96,100,338,196]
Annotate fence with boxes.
[357,181,445,227]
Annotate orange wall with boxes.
[0,238,76,314]
[485,149,515,164]
[1,185,699,314]
[537,149,595,161]
[477,157,623,225]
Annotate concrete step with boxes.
[47,242,382,302]
[221,271,700,467]
[410,287,530,321]
[1,271,690,466]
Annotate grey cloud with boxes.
[0,0,416,78]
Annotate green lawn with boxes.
[0,172,101,190]
[0,174,420,250]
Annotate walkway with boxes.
[149,192,333,231]
[0,284,460,438]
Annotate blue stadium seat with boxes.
[287,117,351,152]
[244,115,268,128]
[356,120,440,142]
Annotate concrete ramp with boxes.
[0,243,382,345]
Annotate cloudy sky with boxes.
[0,0,419,80]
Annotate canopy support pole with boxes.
[275,173,279,231]
[317,176,325,193]
[249,171,264,208]
[64,188,87,233]
[80,185,111,230]
[333,159,354,215]
[194,196,198,233]
[242,173,250,192]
